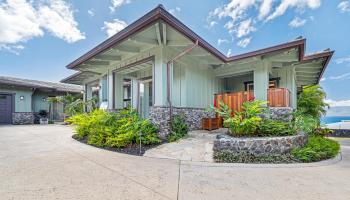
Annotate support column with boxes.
[253,61,270,101]
[131,78,138,109]
[107,70,114,109]
[83,84,93,112]
[153,47,167,106]
[114,73,124,109]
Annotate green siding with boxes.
[172,60,229,109]
[32,92,50,112]
[0,87,32,112]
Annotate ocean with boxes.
[321,116,350,125]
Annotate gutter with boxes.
[166,40,198,125]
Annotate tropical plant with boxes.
[293,85,329,134]
[292,136,340,162]
[297,85,329,124]
[67,108,161,148]
[257,119,295,137]
[210,100,232,120]
[167,115,189,142]
[223,100,267,137]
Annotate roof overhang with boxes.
[64,4,333,87]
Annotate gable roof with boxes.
[65,4,333,84]
[0,76,82,93]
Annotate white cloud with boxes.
[289,17,307,28]
[209,21,218,27]
[0,44,24,55]
[325,99,350,107]
[258,0,274,20]
[37,0,85,43]
[88,9,95,17]
[168,7,181,16]
[218,38,230,45]
[266,0,321,21]
[209,0,322,50]
[236,18,256,38]
[109,0,130,12]
[0,0,84,54]
[227,49,232,57]
[237,37,252,48]
[338,1,350,13]
[329,72,350,80]
[320,77,326,82]
[102,19,127,37]
[336,55,350,64]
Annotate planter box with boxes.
[40,118,48,124]
[202,118,221,131]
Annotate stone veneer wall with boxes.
[12,112,34,125]
[149,106,215,138]
[213,133,308,156]
[268,107,294,122]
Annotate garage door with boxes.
[0,94,13,124]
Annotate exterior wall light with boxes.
[19,96,24,100]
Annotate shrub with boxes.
[297,85,329,123]
[167,115,189,142]
[223,100,267,137]
[67,109,161,148]
[257,119,295,137]
[292,136,340,162]
[212,100,296,137]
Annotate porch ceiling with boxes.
[61,71,101,85]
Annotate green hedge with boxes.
[67,109,161,148]
[292,136,340,162]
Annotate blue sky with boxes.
[1,0,350,108]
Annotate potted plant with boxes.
[39,110,49,124]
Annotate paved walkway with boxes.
[144,130,224,162]
[1,125,350,200]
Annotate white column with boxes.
[108,70,114,109]
[153,47,167,106]
[114,73,124,109]
[131,78,138,109]
[98,79,103,106]
[253,61,270,101]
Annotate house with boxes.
[0,76,82,125]
[61,5,333,137]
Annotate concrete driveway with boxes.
[1,125,350,200]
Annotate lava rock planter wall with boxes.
[213,133,308,156]
[149,106,215,138]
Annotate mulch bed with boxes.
[72,134,163,156]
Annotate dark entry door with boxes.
[0,94,13,124]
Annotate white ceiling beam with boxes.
[129,37,158,45]
[155,23,162,45]
[113,45,140,53]
[167,40,193,47]
[162,23,167,45]
[95,55,121,61]
[85,60,110,65]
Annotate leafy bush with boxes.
[257,119,295,137]
[292,136,340,162]
[224,100,267,137]
[297,85,329,122]
[167,115,189,142]
[67,109,161,148]
[212,100,296,137]
[294,85,329,134]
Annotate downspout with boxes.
[166,40,199,125]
